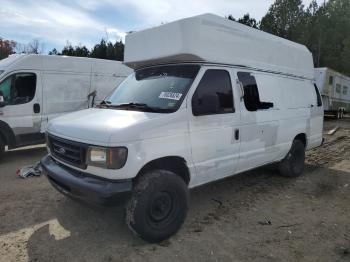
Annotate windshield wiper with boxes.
[105,102,159,112]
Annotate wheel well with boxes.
[135,156,191,185]
[294,133,307,147]
[0,121,16,147]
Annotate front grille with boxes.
[48,135,87,169]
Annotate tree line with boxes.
[48,39,124,61]
[1,0,349,75]
[228,0,350,76]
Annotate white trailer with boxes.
[315,67,350,118]
[0,54,132,156]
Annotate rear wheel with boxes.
[279,140,305,177]
[336,110,341,119]
[0,138,4,160]
[126,169,189,243]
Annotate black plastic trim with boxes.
[41,155,132,206]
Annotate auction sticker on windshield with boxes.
[159,92,183,100]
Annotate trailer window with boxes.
[336,84,341,93]
[314,84,322,107]
[192,69,234,116]
[343,86,348,95]
[329,76,333,85]
[0,73,36,106]
[237,72,273,111]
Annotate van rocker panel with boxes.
[41,155,132,205]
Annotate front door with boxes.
[188,67,241,187]
[0,71,43,145]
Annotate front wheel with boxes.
[279,140,305,177]
[126,169,189,243]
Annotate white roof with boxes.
[125,14,314,79]
[0,54,132,76]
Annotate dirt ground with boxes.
[1,117,350,262]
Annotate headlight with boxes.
[87,147,128,169]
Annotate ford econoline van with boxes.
[41,14,323,243]
[0,54,132,158]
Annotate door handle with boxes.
[234,129,239,140]
[33,103,40,114]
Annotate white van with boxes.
[0,54,132,158]
[41,14,324,242]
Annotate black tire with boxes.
[0,138,4,160]
[126,169,189,243]
[278,140,305,177]
[337,110,341,119]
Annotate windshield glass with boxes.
[104,64,200,113]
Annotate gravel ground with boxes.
[0,117,350,262]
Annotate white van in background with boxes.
[41,14,323,242]
[0,54,132,158]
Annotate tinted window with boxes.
[336,84,341,93]
[329,76,333,85]
[0,73,36,106]
[192,69,234,116]
[105,65,200,113]
[314,84,322,107]
[237,72,273,111]
[343,86,348,95]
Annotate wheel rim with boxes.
[147,190,179,229]
[150,192,173,221]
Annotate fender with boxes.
[0,120,16,148]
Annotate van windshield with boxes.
[103,65,200,113]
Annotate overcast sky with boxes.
[0,0,325,52]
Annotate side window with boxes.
[237,72,273,112]
[314,84,322,107]
[336,84,341,93]
[0,73,36,106]
[329,76,334,85]
[343,86,348,95]
[192,69,234,116]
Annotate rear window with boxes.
[329,76,334,85]
[336,84,341,93]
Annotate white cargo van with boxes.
[41,14,324,242]
[0,54,132,158]
[315,67,350,118]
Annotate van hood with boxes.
[47,108,187,145]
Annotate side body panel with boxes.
[186,66,241,187]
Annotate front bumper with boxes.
[41,155,132,206]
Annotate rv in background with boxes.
[315,67,350,118]
[0,54,132,158]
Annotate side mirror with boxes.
[192,93,220,116]
[0,91,5,108]
[87,90,97,108]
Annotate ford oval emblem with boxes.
[57,147,66,154]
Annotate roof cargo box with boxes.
[124,14,314,79]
